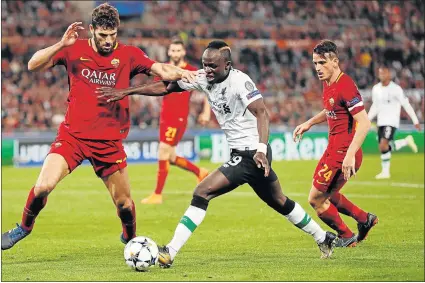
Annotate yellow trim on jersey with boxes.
[88,38,91,46]
[114,42,119,49]
[336,72,344,83]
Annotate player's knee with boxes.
[116,197,132,210]
[193,184,214,201]
[34,181,57,197]
[379,141,389,152]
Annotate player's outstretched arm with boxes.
[293,109,327,142]
[28,22,84,72]
[399,94,421,131]
[97,81,184,102]
[248,98,270,177]
[198,95,211,126]
[150,63,197,83]
[342,109,371,180]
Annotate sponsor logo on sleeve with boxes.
[347,96,360,107]
[246,89,261,100]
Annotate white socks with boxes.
[284,202,327,244]
[167,205,206,260]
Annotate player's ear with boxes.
[332,57,339,68]
[89,24,94,36]
[167,47,172,57]
[225,61,231,71]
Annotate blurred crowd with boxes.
[2,0,424,132]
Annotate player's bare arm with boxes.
[28,22,84,72]
[247,98,270,177]
[293,109,327,142]
[150,63,197,83]
[97,81,184,102]
[342,109,371,180]
[198,95,211,126]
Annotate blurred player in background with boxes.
[98,40,338,265]
[293,40,378,248]
[1,3,195,250]
[141,37,210,205]
[368,65,421,179]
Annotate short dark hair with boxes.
[378,63,391,70]
[207,40,231,62]
[170,36,185,47]
[313,40,338,58]
[92,3,120,30]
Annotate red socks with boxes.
[330,192,368,224]
[318,204,354,238]
[154,160,170,194]
[173,156,200,176]
[21,187,48,232]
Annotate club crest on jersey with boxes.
[329,98,334,106]
[111,58,120,68]
[245,81,254,91]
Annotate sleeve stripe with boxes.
[348,101,364,112]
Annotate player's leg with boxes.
[249,176,336,258]
[102,167,136,244]
[308,185,357,247]
[169,146,209,184]
[376,126,394,179]
[141,141,171,204]
[1,153,70,250]
[159,157,242,267]
[394,135,418,153]
[329,151,378,242]
[167,122,208,183]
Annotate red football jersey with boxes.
[323,72,365,151]
[52,39,156,140]
[159,62,198,121]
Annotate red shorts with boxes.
[48,125,127,178]
[313,148,363,193]
[159,119,187,146]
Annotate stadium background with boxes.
[1,1,424,281]
[1,0,424,166]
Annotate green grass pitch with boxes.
[1,154,424,281]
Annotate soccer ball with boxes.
[124,236,159,271]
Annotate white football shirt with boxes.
[368,81,419,128]
[177,69,262,149]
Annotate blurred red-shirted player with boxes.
[1,3,196,251]
[293,40,378,248]
[141,38,210,205]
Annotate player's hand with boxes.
[96,87,128,102]
[293,122,311,143]
[60,22,84,47]
[198,112,210,126]
[342,154,356,181]
[414,124,421,131]
[181,70,197,84]
[253,152,270,177]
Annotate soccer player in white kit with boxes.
[97,40,337,265]
[368,65,421,179]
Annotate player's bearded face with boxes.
[168,44,185,65]
[91,26,118,56]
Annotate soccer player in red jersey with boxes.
[1,3,196,251]
[293,40,379,247]
[141,38,210,205]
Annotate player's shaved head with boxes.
[206,40,232,62]
[202,41,232,84]
[313,40,338,60]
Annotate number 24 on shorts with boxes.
[318,164,333,182]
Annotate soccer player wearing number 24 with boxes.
[293,40,379,248]
[1,3,197,251]
[98,40,337,266]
